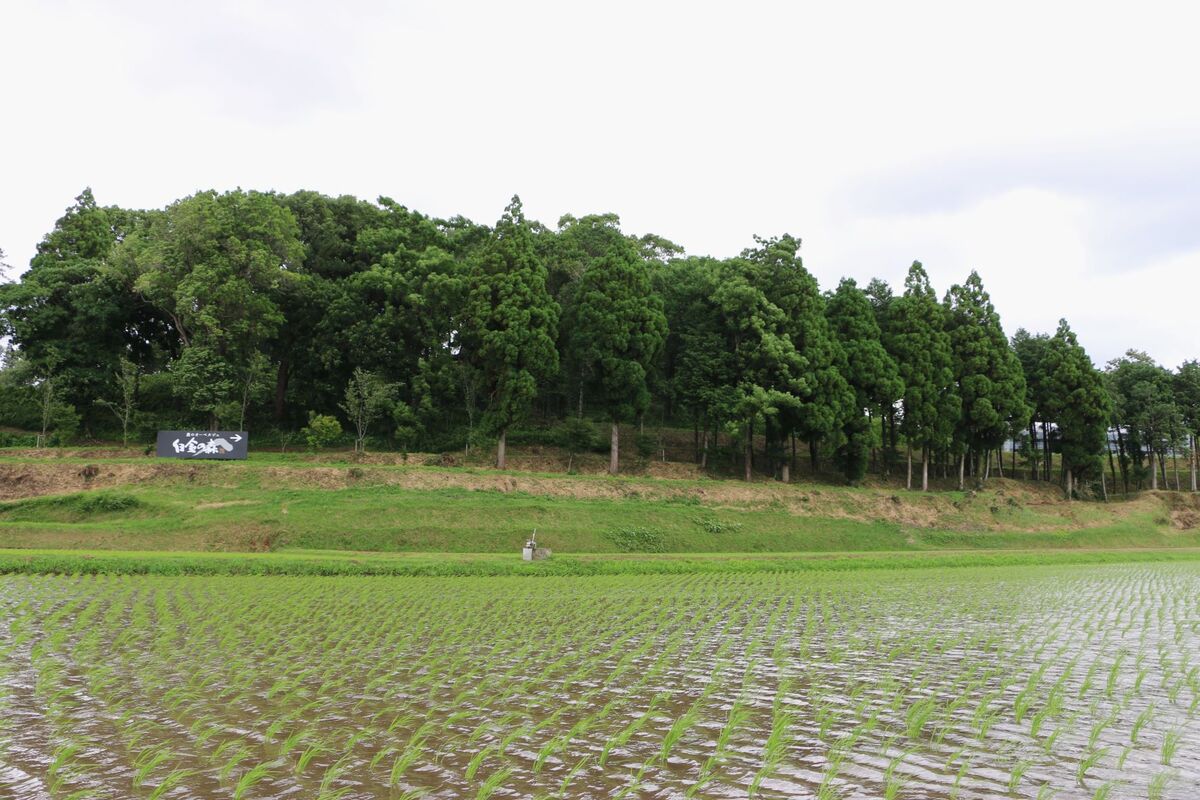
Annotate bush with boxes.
[556,418,596,456]
[0,431,38,447]
[75,492,142,514]
[604,526,668,552]
[504,427,562,448]
[302,413,342,451]
[635,433,657,460]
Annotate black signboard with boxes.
[156,431,248,460]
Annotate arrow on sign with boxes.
[231,435,243,442]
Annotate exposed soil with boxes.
[1159,490,1200,529]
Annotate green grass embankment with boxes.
[3,449,1199,572]
[3,547,1200,577]
[0,482,1196,554]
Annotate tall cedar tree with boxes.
[826,278,903,483]
[1045,320,1111,498]
[1175,361,1200,492]
[887,262,960,491]
[712,257,806,481]
[1011,329,1056,481]
[568,221,667,474]
[944,271,1029,487]
[864,277,902,473]
[745,235,853,479]
[463,197,560,468]
[657,257,735,467]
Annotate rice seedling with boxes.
[1160,728,1182,766]
[687,700,748,798]
[389,740,426,787]
[466,742,499,781]
[218,742,253,782]
[1076,746,1107,786]
[132,745,172,788]
[146,769,193,800]
[904,697,938,739]
[1007,759,1031,793]
[748,683,794,798]
[296,741,326,774]
[1088,711,1117,749]
[1130,704,1154,744]
[1147,769,1172,799]
[47,742,82,791]
[882,750,909,800]
[233,762,273,800]
[948,755,971,799]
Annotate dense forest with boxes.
[2,189,1198,496]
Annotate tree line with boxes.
[2,188,1198,496]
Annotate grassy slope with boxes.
[1,448,1198,558]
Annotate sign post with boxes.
[156,431,248,460]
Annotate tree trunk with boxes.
[906,442,913,490]
[1108,433,1119,496]
[744,423,753,482]
[1185,434,1195,491]
[791,434,797,478]
[610,422,620,475]
[921,447,929,492]
[273,357,290,422]
[1161,448,1170,490]
[1150,449,1158,490]
[497,428,507,469]
[1065,467,1073,500]
[781,463,790,483]
[983,449,991,481]
[1032,422,1041,479]
[1101,466,1108,502]
[958,453,965,491]
[1116,427,1129,493]
[868,409,876,474]
[1043,421,1052,482]
[701,428,709,469]
[889,410,898,477]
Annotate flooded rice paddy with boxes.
[1,563,1199,799]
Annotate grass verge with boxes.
[2,547,1199,578]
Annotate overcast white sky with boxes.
[2,1,1197,367]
